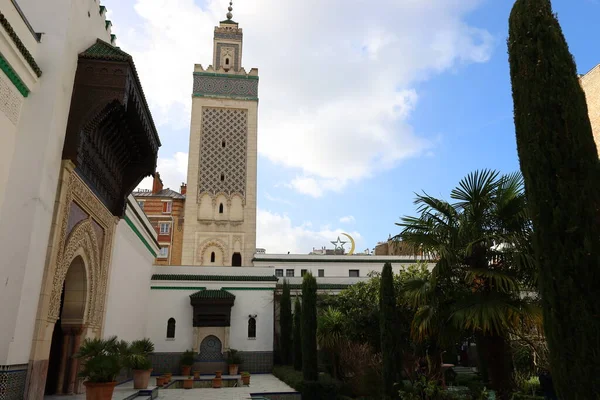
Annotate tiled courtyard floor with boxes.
[44,374,296,399]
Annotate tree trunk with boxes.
[481,334,513,400]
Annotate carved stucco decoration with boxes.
[48,219,100,325]
[197,238,228,265]
[47,171,116,331]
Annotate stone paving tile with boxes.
[156,374,296,400]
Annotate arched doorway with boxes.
[232,252,242,267]
[45,256,88,395]
[199,335,223,361]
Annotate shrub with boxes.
[227,348,242,365]
[510,395,544,400]
[280,280,293,364]
[293,296,303,371]
[125,338,154,371]
[272,365,345,400]
[76,336,128,383]
[302,272,318,381]
[180,349,195,366]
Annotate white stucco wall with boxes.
[147,280,275,353]
[103,197,159,342]
[0,0,119,365]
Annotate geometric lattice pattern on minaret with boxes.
[198,107,248,198]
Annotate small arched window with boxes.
[220,173,225,181]
[225,58,230,65]
[167,318,176,338]
[219,203,224,214]
[248,317,256,338]
[222,140,226,148]
[211,252,216,263]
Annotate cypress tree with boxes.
[280,279,293,364]
[380,262,399,399]
[302,272,318,381]
[508,0,600,397]
[293,296,303,371]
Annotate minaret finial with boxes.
[226,1,233,20]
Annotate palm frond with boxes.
[465,268,520,293]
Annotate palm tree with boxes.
[317,306,346,379]
[397,170,539,398]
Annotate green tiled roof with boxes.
[190,289,235,299]
[151,274,279,282]
[80,39,131,61]
[279,284,351,290]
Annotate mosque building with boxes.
[0,1,428,398]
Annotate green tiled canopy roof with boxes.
[80,39,131,61]
[189,289,235,299]
[151,274,278,282]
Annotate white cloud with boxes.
[264,193,294,206]
[257,209,362,254]
[137,152,188,191]
[118,0,493,196]
[339,215,355,224]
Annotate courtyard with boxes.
[44,374,297,400]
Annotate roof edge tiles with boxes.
[151,274,278,282]
[254,257,427,264]
[0,11,42,76]
[189,289,235,299]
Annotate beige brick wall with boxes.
[580,64,600,154]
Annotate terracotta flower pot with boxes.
[83,381,117,400]
[193,370,200,379]
[242,375,250,385]
[228,364,239,375]
[212,377,222,388]
[183,378,194,389]
[133,369,152,389]
[215,370,222,379]
[164,372,172,383]
[181,365,192,376]
[156,376,165,386]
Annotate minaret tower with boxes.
[182,1,259,266]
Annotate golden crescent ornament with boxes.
[341,233,355,255]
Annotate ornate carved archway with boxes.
[197,238,228,265]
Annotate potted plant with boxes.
[227,349,242,375]
[241,371,250,386]
[75,336,127,400]
[156,376,165,386]
[193,370,200,379]
[212,375,222,388]
[164,372,172,383]
[180,349,195,376]
[125,338,155,389]
[183,376,194,389]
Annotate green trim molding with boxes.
[124,215,157,257]
[192,93,258,101]
[279,284,351,290]
[151,286,207,290]
[221,287,275,291]
[193,71,259,80]
[0,52,29,96]
[0,11,42,77]
[254,257,427,264]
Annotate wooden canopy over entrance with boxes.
[62,39,161,217]
[190,290,236,327]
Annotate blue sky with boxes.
[107,0,599,254]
